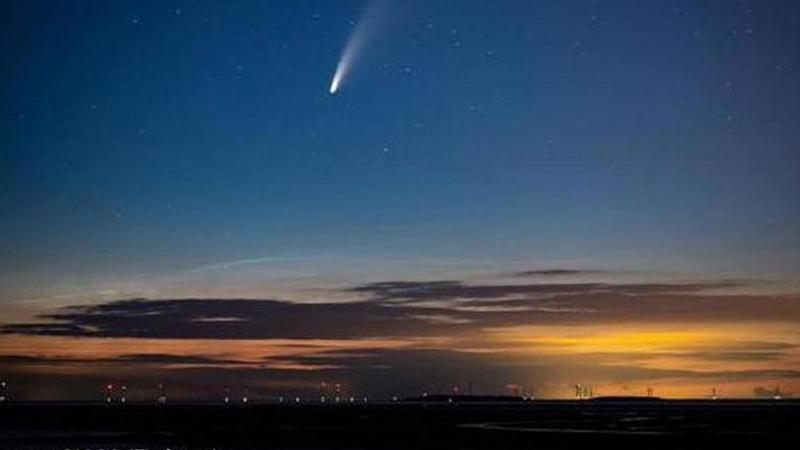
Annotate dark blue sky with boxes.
[2,0,799,284]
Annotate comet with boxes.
[329,0,388,95]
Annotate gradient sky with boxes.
[1,0,799,400]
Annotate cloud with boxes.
[676,351,787,362]
[2,278,798,341]
[0,353,251,366]
[1,298,456,339]
[515,269,608,277]
[350,280,742,305]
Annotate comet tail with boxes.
[329,0,387,95]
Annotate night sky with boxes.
[1,0,799,400]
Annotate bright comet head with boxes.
[329,71,342,95]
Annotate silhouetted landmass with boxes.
[0,400,798,449]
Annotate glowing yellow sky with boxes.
[2,319,798,398]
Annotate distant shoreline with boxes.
[1,397,796,406]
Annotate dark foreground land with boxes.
[1,400,798,449]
